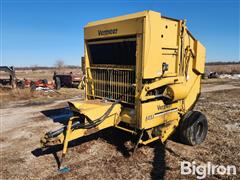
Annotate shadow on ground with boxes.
[150,142,166,179]
[41,107,72,125]
[31,127,167,179]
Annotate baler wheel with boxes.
[55,77,61,90]
[179,111,208,146]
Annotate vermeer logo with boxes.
[157,104,172,111]
[98,29,118,36]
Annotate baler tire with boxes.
[179,111,208,146]
[55,77,61,90]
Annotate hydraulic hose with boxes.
[46,100,120,138]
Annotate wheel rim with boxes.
[196,122,204,138]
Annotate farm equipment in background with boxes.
[16,79,54,90]
[53,72,81,89]
[0,66,16,88]
[41,10,207,171]
[208,72,219,79]
[0,66,55,90]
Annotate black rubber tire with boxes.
[72,83,79,88]
[55,77,61,90]
[179,111,208,146]
[17,80,25,89]
[30,83,36,91]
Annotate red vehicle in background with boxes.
[17,78,54,89]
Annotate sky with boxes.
[1,0,239,67]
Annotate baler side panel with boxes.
[182,30,206,112]
[194,41,206,74]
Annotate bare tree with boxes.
[55,59,65,68]
[31,64,39,71]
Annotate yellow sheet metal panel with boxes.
[67,105,121,141]
[119,108,136,125]
[140,100,180,129]
[84,17,143,40]
[68,100,121,121]
[161,48,178,75]
[184,76,201,112]
[142,13,181,78]
[142,11,162,78]
[160,18,179,47]
[194,41,206,74]
[159,18,180,76]
[85,11,147,27]
[183,55,201,112]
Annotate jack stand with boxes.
[59,166,71,173]
[132,129,144,156]
[58,154,71,173]
[58,118,73,173]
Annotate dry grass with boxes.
[206,64,240,74]
[0,88,34,102]
[16,67,82,81]
[0,86,83,108]
[0,87,56,107]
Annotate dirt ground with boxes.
[0,79,240,179]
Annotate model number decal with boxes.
[146,115,154,120]
[146,108,178,120]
